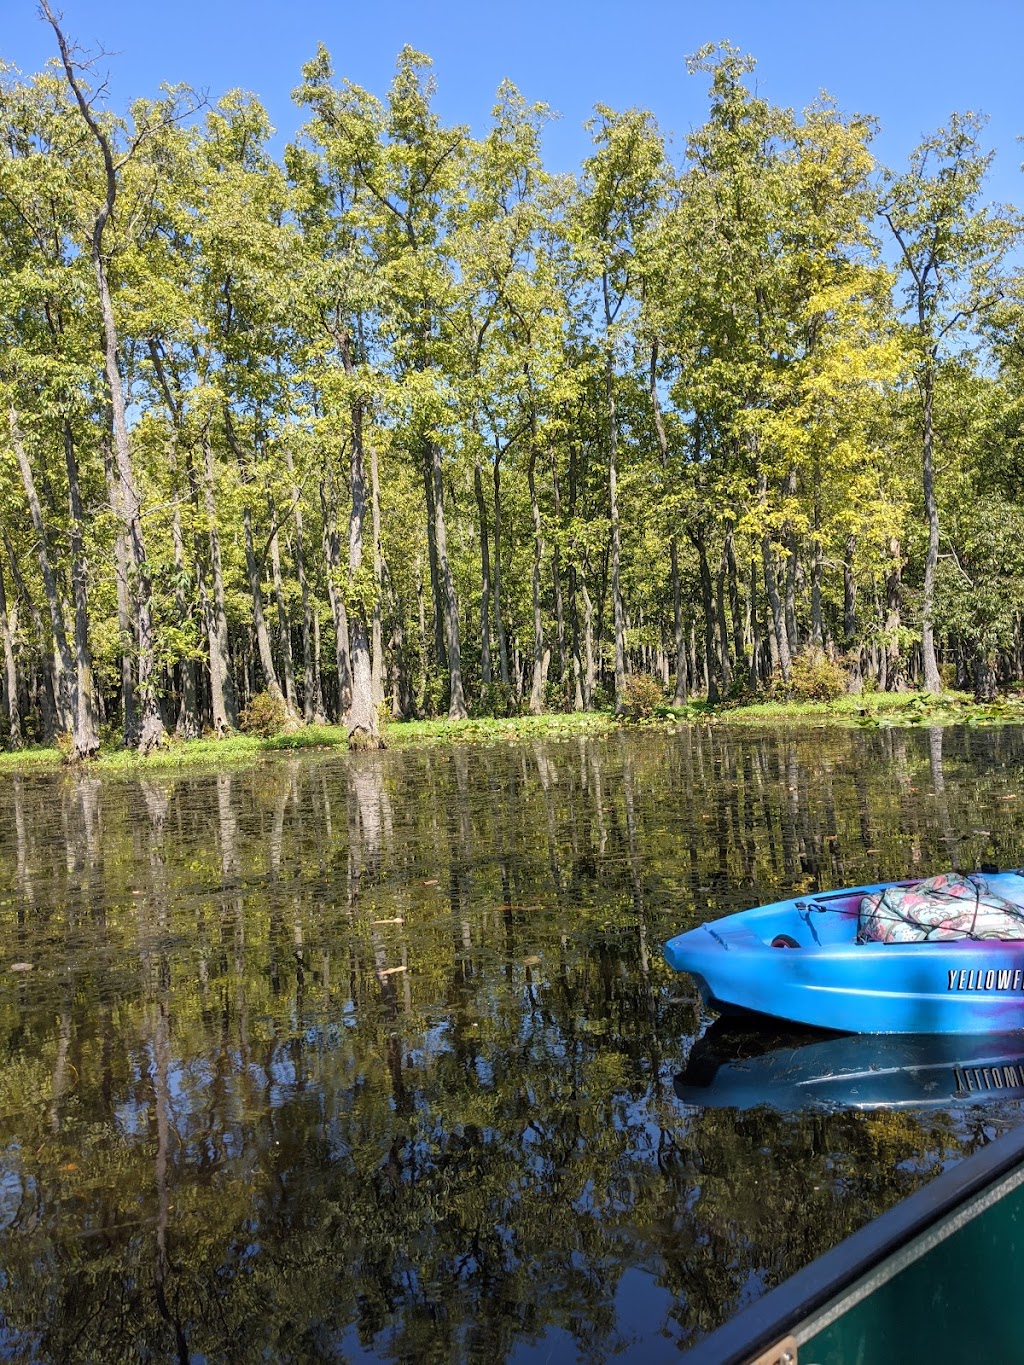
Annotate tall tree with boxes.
[574,105,666,712]
[296,46,469,719]
[42,3,201,750]
[0,61,101,756]
[882,113,1019,692]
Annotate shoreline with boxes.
[0,691,1020,776]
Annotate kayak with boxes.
[663,871,1024,1034]
[674,1019,1024,1110]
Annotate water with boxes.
[0,723,1023,1362]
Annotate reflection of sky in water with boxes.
[0,1149,27,1234]
[115,1099,150,1139]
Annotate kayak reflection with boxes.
[675,1018,1024,1111]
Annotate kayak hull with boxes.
[663,874,1024,1034]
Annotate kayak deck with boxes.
[664,874,1024,1034]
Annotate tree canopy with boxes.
[2,28,1023,754]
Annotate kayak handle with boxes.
[771,934,801,949]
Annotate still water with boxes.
[0,724,1023,1362]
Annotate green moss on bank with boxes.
[384,711,615,747]
[0,724,354,776]
[658,691,1024,728]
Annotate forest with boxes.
[2,11,1024,756]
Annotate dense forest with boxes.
[2,13,1023,756]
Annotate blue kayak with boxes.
[674,1020,1024,1110]
[663,872,1024,1034]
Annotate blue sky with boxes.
[5,0,1024,205]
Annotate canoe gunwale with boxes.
[679,1122,1024,1364]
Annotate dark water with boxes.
[1,724,1023,1363]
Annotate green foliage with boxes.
[53,730,75,762]
[778,648,849,702]
[473,681,515,718]
[386,710,614,746]
[420,670,449,718]
[239,689,288,737]
[620,672,665,721]
[1,24,1024,757]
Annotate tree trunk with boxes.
[724,523,747,675]
[689,621,699,697]
[266,492,298,712]
[46,4,165,752]
[715,545,733,692]
[492,451,510,688]
[167,452,199,741]
[580,576,596,710]
[9,408,76,733]
[422,444,446,673]
[99,436,137,744]
[473,448,492,689]
[527,444,546,715]
[844,534,858,650]
[548,449,567,692]
[758,473,791,681]
[320,473,352,719]
[284,444,324,724]
[781,468,799,657]
[343,338,382,749]
[810,473,824,648]
[920,360,943,692]
[750,558,767,684]
[226,412,287,712]
[843,533,860,687]
[0,557,21,749]
[199,426,238,733]
[567,563,584,711]
[692,527,721,703]
[2,533,57,742]
[429,439,467,719]
[974,650,997,702]
[61,422,100,756]
[147,344,199,741]
[670,540,687,705]
[884,536,905,691]
[605,339,626,713]
[369,437,384,710]
[649,343,687,707]
[97,254,164,752]
[415,561,428,713]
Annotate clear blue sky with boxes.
[5,0,1024,204]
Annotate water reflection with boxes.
[675,1020,1024,1110]
[0,726,1022,1361]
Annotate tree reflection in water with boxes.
[0,725,1022,1361]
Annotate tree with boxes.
[0,60,101,755]
[882,113,1019,692]
[296,46,470,720]
[574,104,666,713]
[290,55,385,746]
[42,2,203,750]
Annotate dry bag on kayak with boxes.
[859,872,1024,944]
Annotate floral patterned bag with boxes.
[858,872,1024,944]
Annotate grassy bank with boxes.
[659,690,1024,729]
[0,690,1021,775]
[0,724,352,775]
[0,711,618,775]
